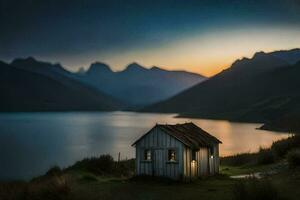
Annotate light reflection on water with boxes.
[0,111,289,180]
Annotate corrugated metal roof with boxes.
[132,122,222,149]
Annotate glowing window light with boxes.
[168,149,176,161]
[144,149,151,161]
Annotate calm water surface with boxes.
[0,112,289,180]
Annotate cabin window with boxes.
[144,149,151,161]
[168,149,176,161]
[192,150,196,161]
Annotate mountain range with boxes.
[73,62,206,105]
[0,57,205,111]
[0,60,122,111]
[142,48,300,132]
[2,48,300,132]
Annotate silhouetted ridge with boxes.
[11,57,67,76]
[142,48,300,126]
[270,48,300,64]
[87,62,112,75]
[75,62,205,105]
[150,66,163,71]
[4,57,206,106]
[253,51,267,58]
[124,62,147,72]
[12,57,64,70]
[0,61,124,111]
[11,57,37,66]
[17,56,36,63]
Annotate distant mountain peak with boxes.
[251,48,300,64]
[125,62,147,72]
[87,62,112,74]
[231,51,277,68]
[54,63,63,69]
[11,57,64,70]
[12,56,37,65]
[230,57,250,67]
[150,66,164,70]
[24,56,37,62]
[150,66,163,71]
[254,51,266,55]
[270,48,300,65]
[253,51,267,58]
[271,48,300,54]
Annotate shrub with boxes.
[271,135,300,158]
[115,159,135,177]
[287,149,300,168]
[257,148,275,165]
[221,136,300,167]
[221,152,257,166]
[233,179,283,200]
[43,175,71,199]
[272,137,294,158]
[46,166,63,177]
[0,181,27,200]
[80,174,98,182]
[70,154,114,175]
[24,175,71,200]
[221,149,275,166]
[68,155,135,177]
[93,154,114,174]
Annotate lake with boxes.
[0,111,289,180]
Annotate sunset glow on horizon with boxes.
[62,26,300,77]
[2,0,300,77]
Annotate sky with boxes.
[1,0,300,76]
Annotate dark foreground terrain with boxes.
[1,135,300,200]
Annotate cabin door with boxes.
[153,149,164,176]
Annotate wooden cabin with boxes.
[132,122,222,180]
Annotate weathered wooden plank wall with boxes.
[135,127,184,179]
[208,144,220,175]
[198,147,209,176]
[183,146,189,179]
[214,144,220,174]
